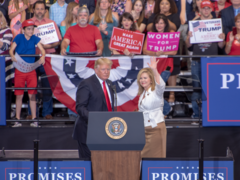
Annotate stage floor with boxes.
[1,118,240,180]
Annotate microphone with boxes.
[108,82,117,111]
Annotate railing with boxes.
[4,54,239,123]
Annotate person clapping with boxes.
[225,14,240,55]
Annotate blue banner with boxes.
[0,56,6,126]
[142,159,233,180]
[0,160,91,180]
[201,57,240,126]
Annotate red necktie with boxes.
[103,81,112,111]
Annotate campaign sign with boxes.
[0,160,91,180]
[109,27,145,54]
[0,56,6,125]
[35,22,59,45]
[201,57,240,126]
[142,159,233,180]
[189,19,223,44]
[146,32,180,52]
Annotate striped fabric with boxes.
[0,27,14,83]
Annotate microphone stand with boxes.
[112,85,117,112]
[196,99,204,180]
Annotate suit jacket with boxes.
[73,74,114,143]
[221,6,235,36]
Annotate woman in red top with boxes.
[225,14,240,55]
[110,12,138,56]
[212,0,231,17]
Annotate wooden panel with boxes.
[91,151,141,180]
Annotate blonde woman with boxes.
[89,0,118,56]
[137,57,167,158]
[8,0,28,38]
[60,2,79,52]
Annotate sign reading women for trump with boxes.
[34,22,59,44]
[109,27,145,54]
[147,32,180,52]
[189,19,223,44]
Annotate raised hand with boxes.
[147,57,159,70]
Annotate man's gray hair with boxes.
[77,7,89,16]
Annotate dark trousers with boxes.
[77,141,91,159]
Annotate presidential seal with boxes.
[105,117,127,139]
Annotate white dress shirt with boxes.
[138,75,165,128]
[95,74,112,104]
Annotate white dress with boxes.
[138,75,165,128]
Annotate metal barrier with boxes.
[5,54,239,123]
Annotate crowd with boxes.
[1,0,240,128]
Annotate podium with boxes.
[87,112,145,180]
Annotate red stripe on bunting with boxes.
[43,57,77,114]
[117,96,140,112]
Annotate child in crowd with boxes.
[9,19,45,127]
[8,0,28,38]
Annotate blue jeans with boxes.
[161,70,172,115]
[68,108,78,117]
[191,61,202,117]
[28,65,53,117]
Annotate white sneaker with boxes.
[12,122,22,127]
[191,122,199,126]
[30,122,40,127]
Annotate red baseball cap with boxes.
[201,0,213,9]
[22,19,37,28]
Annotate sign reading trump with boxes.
[189,19,223,44]
[34,22,59,45]
[109,27,145,54]
[201,57,240,126]
[146,32,180,52]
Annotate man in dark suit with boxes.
[73,58,114,159]
[221,0,240,36]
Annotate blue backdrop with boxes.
[201,57,240,126]
[0,56,6,125]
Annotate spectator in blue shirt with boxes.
[49,0,68,27]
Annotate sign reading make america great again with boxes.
[34,22,59,45]
[109,27,145,54]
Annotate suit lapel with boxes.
[230,7,235,22]
[92,75,107,108]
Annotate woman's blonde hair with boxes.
[13,0,28,10]
[64,2,79,32]
[94,57,113,69]
[93,0,113,25]
[137,68,156,95]
[0,11,8,29]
